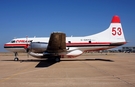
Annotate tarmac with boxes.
[0,52,135,87]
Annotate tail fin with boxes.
[108,15,126,42]
[86,15,126,43]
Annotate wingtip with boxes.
[111,15,121,23]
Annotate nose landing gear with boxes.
[14,52,19,61]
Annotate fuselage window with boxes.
[68,41,71,43]
[29,40,33,42]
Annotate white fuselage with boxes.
[4,36,124,53]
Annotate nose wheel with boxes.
[14,52,19,61]
[14,57,19,61]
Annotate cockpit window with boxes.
[11,40,15,43]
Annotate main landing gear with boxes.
[14,52,19,61]
[47,56,61,62]
[55,56,60,62]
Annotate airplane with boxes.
[4,15,126,62]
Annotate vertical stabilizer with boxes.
[86,15,126,43]
[109,15,126,42]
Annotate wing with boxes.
[46,32,66,53]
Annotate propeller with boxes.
[25,35,31,57]
[26,48,30,57]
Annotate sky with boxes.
[0,0,135,52]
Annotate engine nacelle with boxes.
[29,49,83,58]
[28,42,48,52]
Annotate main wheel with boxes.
[55,56,60,62]
[14,57,19,61]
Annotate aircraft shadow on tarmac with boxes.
[35,60,56,68]
[61,58,114,62]
[1,58,114,68]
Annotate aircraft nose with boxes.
[4,43,8,48]
[3,43,11,52]
[4,43,11,48]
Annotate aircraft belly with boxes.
[75,46,117,52]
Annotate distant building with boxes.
[120,46,135,53]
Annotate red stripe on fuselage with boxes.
[4,42,126,48]
[4,44,29,49]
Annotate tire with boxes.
[55,56,60,62]
[14,57,19,61]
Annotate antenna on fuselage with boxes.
[26,35,28,44]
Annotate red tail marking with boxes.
[111,15,120,23]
